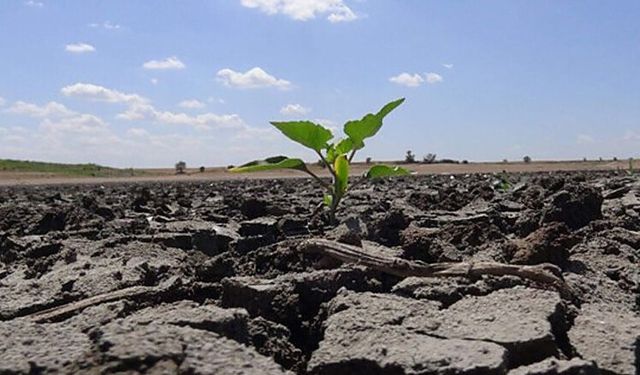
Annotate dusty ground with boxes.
[0,170,639,374]
[0,159,632,186]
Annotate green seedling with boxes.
[230,98,411,223]
[493,172,512,192]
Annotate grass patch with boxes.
[0,159,145,177]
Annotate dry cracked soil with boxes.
[0,171,639,374]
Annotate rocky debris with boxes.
[0,244,182,320]
[62,301,129,332]
[309,326,508,375]
[569,304,640,375]
[195,253,236,281]
[309,291,508,375]
[158,221,240,255]
[277,216,309,236]
[34,210,67,234]
[311,287,567,373]
[508,223,577,267]
[368,209,410,246]
[147,232,193,250]
[122,301,250,343]
[249,317,304,372]
[240,197,269,219]
[540,184,603,229]
[603,186,630,200]
[392,275,526,306]
[0,172,638,374]
[429,288,567,366]
[601,227,640,248]
[221,267,383,324]
[399,225,441,262]
[326,216,368,247]
[96,321,291,374]
[0,319,93,374]
[507,358,600,375]
[222,267,391,363]
[240,217,279,237]
[566,238,639,310]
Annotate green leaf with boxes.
[326,138,354,164]
[229,156,306,173]
[323,194,333,207]
[365,164,411,179]
[334,154,349,196]
[270,121,333,152]
[334,138,354,155]
[344,98,405,150]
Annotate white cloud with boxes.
[280,103,310,116]
[208,97,226,104]
[240,0,358,22]
[0,97,5,107]
[152,111,246,131]
[577,134,595,144]
[425,72,443,84]
[142,56,186,70]
[115,103,155,121]
[6,101,76,118]
[0,90,287,167]
[61,83,148,105]
[217,67,292,89]
[150,78,159,85]
[179,99,206,109]
[116,102,244,131]
[65,43,96,54]
[60,82,245,131]
[24,1,43,7]
[126,128,149,137]
[442,64,454,69]
[89,21,121,30]
[389,73,424,87]
[40,114,107,134]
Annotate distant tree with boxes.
[175,161,186,174]
[583,157,587,162]
[199,166,205,173]
[502,159,509,163]
[613,157,618,161]
[462,160,469,164]
[365,157,372,164]
[523,155,532,163]
[317,159,327,168]
[405,150,416,164]
[423,153,437,164]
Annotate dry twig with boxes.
[302,238,573,298]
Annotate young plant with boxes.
[493,171,512,192]
[229,98,410,223]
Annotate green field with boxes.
[0,159,145,177]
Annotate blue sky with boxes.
[0,0,639,167]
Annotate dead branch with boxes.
[26,285,159,323]
[301,238,573,299]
